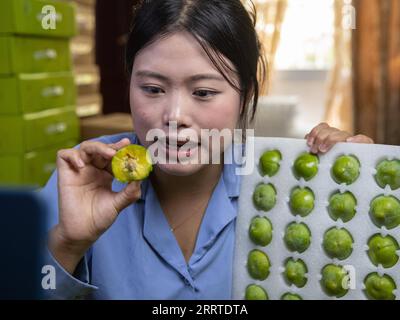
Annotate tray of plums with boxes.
[232,137,400,300]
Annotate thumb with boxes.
[112,181,142,213]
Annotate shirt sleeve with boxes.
[42,248,98,300]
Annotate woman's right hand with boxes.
[49,138,142,274]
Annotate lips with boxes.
[164,137,200,149]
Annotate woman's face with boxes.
[130,31,241,176]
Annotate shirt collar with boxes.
[141,172,237,280]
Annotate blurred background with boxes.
[0,0,399,188]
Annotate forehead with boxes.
[132,31,237,80]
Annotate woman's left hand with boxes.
[305,122,374,154]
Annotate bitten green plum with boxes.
[112,144,153,182]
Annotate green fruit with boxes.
[328,191,357,222]
[247,249,271,280]
[111,144,153,183]
[281,293,303,300]
[331,155,360,185]
[375,159,400,190]
[370,195,400,230]
[253,183,277,212]
[260,150,282,177]
[289,187,315,217]
[364,273,396,300]
[284,223,311,253]
[367,234,399,268]
[321,264,349,298]
[245,284,269,300]
[249,216,273,246]
[323,228,354,260]
[293,153,319,181]
[284,258,308,288]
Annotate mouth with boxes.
[164,137,200,149]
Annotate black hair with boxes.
[125,0,267,130]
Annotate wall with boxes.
[268,70,329,137]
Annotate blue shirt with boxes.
[41,132,242,300]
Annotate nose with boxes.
[163,90,193,130]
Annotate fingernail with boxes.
[319,144,328,152]
[346,137,355,142]
[307,138,314,146]
[78,159,85,168]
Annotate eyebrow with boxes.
[135,70,225,83]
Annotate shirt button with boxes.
[183,278,190,286]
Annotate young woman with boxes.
[42,0,373,299]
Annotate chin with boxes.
[155,162,205,177]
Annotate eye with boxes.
[193,89,219,99]
[140,86,165,95]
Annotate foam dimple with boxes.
[384,185,393,196]
[233,137,400,300]
[376,266,385,277]
[380,227,389,237]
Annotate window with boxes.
[275,0,334,70]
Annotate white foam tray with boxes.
[232,137,400,300]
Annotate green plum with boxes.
[375,159,400,190]
[281,293,303,300]
[367,234,399,268]
[249,216,273,246]
[321,264,349,298]
[253,183,277,212]
[328,191,357,222]
[323,228,354,260]
[260,150,282,177]
[331,155,360,185]
[284,222,311,253]
[247,249,271,280]
[293,153,319,181]
[370,195,400,230]
[364,273,396,300]
[245,284,269,300]
[289,187,315,217]
[111,144,153,183]
[284,258,308,288]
